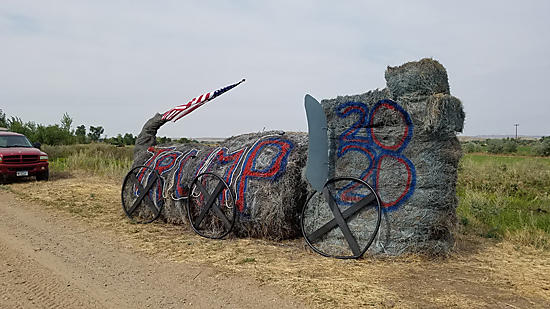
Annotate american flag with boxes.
[162,79,245,122]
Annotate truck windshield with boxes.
[0,135,33,148]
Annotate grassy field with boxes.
[43,143,133,179]
[457,154,550,249]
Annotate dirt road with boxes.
[0,192,302,308]
[2,177,550,308]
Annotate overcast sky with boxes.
[1,1,549,138]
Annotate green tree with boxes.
[0,109,7,128]
[7,117,36,140]
[23,121,38,142]
[107,134,124,146]
[156,136,172,145]
[61,113,73,133]
[75,125,87,144]
[7,116,24,133]
[35,124,67,145]
[88,126,104,142]
[123,133,136,145]
[535,137,550,156]
[56,113,75,144]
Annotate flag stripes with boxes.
[162,79,245,122]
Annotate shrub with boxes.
[502,139,518,153]
[487,139,504,154]
[462,141,483,153]
[534,139,550,156]
[486,139,518,154]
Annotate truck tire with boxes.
[36,170,49,181]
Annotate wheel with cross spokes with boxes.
[186,172,237,239]
[301,177,382,259]
[121,165,165,224]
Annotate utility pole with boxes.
[514,123,519,140]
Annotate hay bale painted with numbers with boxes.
[302,58,464,256]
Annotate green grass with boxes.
[457,154,550,249]
[43,143,133,179]
[516,144,536,156]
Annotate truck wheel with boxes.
[36,170,49,181]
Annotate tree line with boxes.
[0,109,195,146]
[0,109,136,146]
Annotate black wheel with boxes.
[36,170,49,181]
[301,177,382,259]
[186,172,236,239]
[121,165,164,224]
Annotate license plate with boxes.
[16,170,28,177]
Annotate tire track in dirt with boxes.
[0,192,303,308]
[0,238,101,308]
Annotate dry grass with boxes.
[4,175,550,308]
[44,143,133,180]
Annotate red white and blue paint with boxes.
[335,99,416,211]
[234,137,294,213]
[135,136,295,217]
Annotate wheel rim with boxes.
[186,172,236,239]
[301,177,382,259]
[121,165,164,224]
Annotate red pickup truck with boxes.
[0,129,49,182]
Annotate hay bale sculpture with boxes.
[123,58,464,257]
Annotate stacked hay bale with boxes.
[316,58,464,255]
